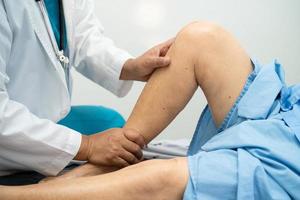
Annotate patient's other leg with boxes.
[0,158,188,200]
[125,21,252,143]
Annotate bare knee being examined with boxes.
[173,21,253,126]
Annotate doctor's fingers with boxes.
[159,38,175,57]
[147,57,171,68]
[119,149,141,165]
[124,129,146,148]
[122,140,143,160]
[112,156,131,168]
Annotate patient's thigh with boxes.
[119,158,189,200]
[0,158,189,200]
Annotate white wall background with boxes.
[72,0,300,141]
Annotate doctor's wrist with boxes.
[120,58,135,80]
[74,135,90,161]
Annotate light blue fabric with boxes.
[183,60,300,200]
[58,106,125,135]
[44,0,67,49]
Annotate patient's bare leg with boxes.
[44,21,252,182]
[125,21,252,143]
[46,21,253,181]
[0,22,253,200]
[0,158,188,200]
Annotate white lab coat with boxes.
[0,0,132,176]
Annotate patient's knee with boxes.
[155,158,189,194]
[168,158,189,186]
[139,158,189,200]
[176,21,227,49]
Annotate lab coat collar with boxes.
[26,1,69,91]
[61,0,75,65]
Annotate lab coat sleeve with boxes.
[0,5,82,176]
[72,0,133,97]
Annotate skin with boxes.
[74,39,174,168]
[0,158,188,200]
[125,21,252,143]
[0,21,252,199]
[120,38,175,81]
[74,128,146,168]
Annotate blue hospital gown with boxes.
[183,60,300,200]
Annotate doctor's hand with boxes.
[74,128,146,168]
[120,38,175,82]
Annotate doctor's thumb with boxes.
[152,57,171,68]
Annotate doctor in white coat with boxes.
[0,0,173,181]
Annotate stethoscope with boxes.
[35,0,69,68]
[35,0,71,91]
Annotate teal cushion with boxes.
[58,106,126,135]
